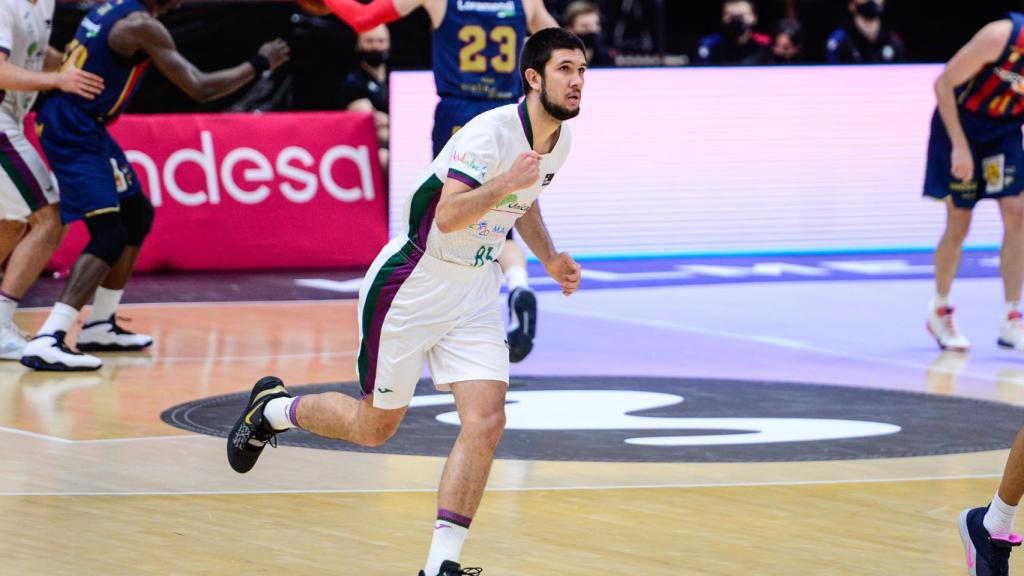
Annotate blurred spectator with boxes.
[341,24,390,170]
[697,0,770,65]
[826,0,906,64]
[766,17,803,64]
[563,1,615,66]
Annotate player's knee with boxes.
[461,408,506,447]
[121,193,155,246]
[83,212,127,266]
[362,418,401,447]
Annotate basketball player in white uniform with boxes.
[0,0,103,359]
[226,29,587,576]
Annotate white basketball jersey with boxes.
[0,0,54,124]
[401,102,572,268]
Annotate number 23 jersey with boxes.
[433,0,527,101]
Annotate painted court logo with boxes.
[161,376,1024,463]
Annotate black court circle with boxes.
[161,376,1024,463]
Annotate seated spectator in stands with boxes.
[766,18,803,64]
[341,25,390,169]
[697,0,770,65]
[826,0,905,63]
[562,1,615,66]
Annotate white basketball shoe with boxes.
[76,315,153,352]
[0,321,27,360]
[927,301,970,352]
[20,331,102,371]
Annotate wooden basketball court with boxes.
[0,275,1017,575]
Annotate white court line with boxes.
[0,472,1002,497]
[0,426,205,444]
[545,305,1004,384]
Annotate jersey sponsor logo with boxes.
[456,0,515,14]
[80,18,101,39]
[450,151,488,180]
[542,173,554,186]
[494,193,530,213]
[994,67,1024,94]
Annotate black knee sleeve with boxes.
[84,212,127,266]
[120,193,154,246]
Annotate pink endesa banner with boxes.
[38,112,387,271]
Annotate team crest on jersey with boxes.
[995,67,1024,94]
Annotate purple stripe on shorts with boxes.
[437,509,473,529]
[415,193,441,252]
[288,395,302,428]
[0,131,46,207]
[362,249,423,397]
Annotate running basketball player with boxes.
[925,12,1024,355]
[227,29,585,576]
[0,0,104,360]
[21,0,289,371]
[323,0,559,362]
[962,424,1024,576]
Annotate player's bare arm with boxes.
[323,0,428,33]
[108,14,289,103]
[523,0,558,33]
[514,201,581,295]
[935,19,1010,182]
[0,52,103,99]
[43,46,63,72]
[435,151,541,233]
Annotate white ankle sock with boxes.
[505,266,529,291]
[1009,301,1022,317]
[424,511,471,576]
[985,492,1019,537]
[263,396,300,431]
[37,302,78,337]
[88,287,123,322]
[933,294,951,309]
[0,292,18,325]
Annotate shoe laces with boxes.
[442,569,482,576]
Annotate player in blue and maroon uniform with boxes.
[925,13,1024,357]
[323,0,559,363]
[21,0,289,371]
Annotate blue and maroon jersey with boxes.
[958,13,1024,119]
[432,0,527,101]
[53,0,150,123]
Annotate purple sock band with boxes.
[437,509,472,529]
[288,395,303,428]
[0,290,20,303]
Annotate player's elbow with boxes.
[435,213,459,234]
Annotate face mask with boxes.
[724,17,750,40]
[358,50,389,67]
[578,32,599,51]
[855,1,882,19]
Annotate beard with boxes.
[540,79,580,121]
